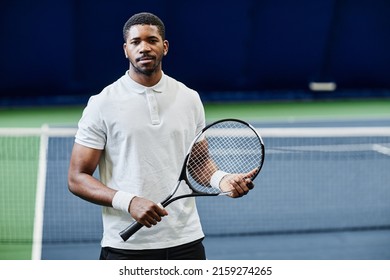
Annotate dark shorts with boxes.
[99,238,206,260]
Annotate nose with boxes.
[139,41,152,53]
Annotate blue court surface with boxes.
[42,230,390,260]
[40,118,390,260]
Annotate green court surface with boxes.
[205,99,390,121]
[0,137,39,260]
[0,99,389,127]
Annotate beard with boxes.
[129,54,163,76]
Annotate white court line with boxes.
[31,125,49,260]
[372,144,390,156]
[260,127,390,137]
[266,142,390,157]
[0,127,77,136]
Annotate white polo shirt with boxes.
[75,71,206,250]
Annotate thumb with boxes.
[245,167,258,179]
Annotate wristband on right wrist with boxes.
[112,191,136,213]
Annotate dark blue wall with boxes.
[1,0,390,105]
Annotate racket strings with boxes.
[186,121,264,194]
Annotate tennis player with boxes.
[68,12,255,260]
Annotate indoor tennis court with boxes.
[1,102,389,260]
[1,1,390,262]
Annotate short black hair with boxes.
[123,12,165,41]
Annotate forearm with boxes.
[190,158,218,186]
[68,171,116,207]
[68,143,117,208]
[188,139,218,186]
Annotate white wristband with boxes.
[210,170,229,189]
[112,191,136,213]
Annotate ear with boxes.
[123,43,128,58]
[163,40,169,56]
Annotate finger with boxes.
[148,207,167,223]
[245,168,258,179]
[145,221,156,228]
[238,175,252,192]
[229,178,248,197]
[155,203,169,217]
[143,213,163,227]
[142,217,154,228]
[139,208,165,227]
[245,178,254,189]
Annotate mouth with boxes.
[136,56,155,63]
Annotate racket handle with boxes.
[119,221,144,241]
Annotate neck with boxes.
[128,68,163,87]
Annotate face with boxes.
[123,24,169,77]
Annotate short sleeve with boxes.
[75,95,106,150]
[194,91,206,135]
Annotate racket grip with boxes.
[119,221,144,241]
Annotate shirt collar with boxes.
[124,71,166,94]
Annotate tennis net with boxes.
[0,125,389,246]
[198,126,390,236]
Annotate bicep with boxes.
[69,142,102,176]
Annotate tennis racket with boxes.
[119,118,265,241]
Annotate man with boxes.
[68,12,255,260]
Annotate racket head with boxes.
[184,118,265,195]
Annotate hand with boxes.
[219,168,257,198]
[129,197,168,227]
